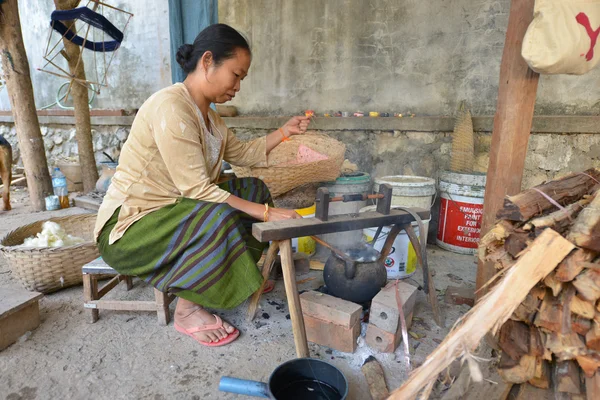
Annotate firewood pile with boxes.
[478,168,600,397]
[388,169,600,400]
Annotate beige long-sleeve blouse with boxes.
[94,83,267,245]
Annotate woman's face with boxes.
[198,48,251,104]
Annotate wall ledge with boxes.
[0,115,598,134]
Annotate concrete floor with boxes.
[0,189,478,400]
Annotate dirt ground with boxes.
[0,189,481,400]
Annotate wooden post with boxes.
[0,0,53,211]
[53,0,99,193]
[476,0,540,299]
[278,239,309,358]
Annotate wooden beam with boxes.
[476,0,540,298]
[252,208,430,242]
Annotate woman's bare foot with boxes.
[174,298,236,343]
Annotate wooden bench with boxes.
[82,258,175,325]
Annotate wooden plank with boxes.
[476,0,540,298]
[388,229,574,399]
[279,240,309,358]
[97,275,121,298]
[246,242,279,321]
[252,208,430,242]
[0,288,43,318]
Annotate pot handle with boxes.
[219,377,270,398]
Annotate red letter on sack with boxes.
[576,12,600,61]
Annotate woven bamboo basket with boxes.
[232,132,346,197]
[0,214,100,294]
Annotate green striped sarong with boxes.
[97,178,270,309]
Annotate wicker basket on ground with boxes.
[232,132,346,197]
[0,214,100,294]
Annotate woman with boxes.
[94,24,309,347]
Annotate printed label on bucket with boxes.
[437,197,483,248]
[364,231,417,279]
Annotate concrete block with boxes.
[300,291,362,329]
[365,312,413,354]
[303,314,361,353]
[444,286,475,307]
[0,289,43,351]
[369,282,417,333]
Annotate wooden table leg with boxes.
[278,239,309,358]
[83,273,99,323]
[246,241,280,322]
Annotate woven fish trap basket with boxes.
[0,214,100,294]
[232,132,346,197]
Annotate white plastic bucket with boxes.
[374,175,436,209]
[360,206,430,280]
[436,171,486,255]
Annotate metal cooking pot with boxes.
[219,358,348,399]
[323,248,387,304]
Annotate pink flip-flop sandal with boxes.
[174,314,240,347]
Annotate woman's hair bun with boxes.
[176,44,194,69]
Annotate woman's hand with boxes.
[281,116,311,137]
[267,207,302,222]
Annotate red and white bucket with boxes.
[436,171,486,255]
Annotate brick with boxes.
[300,290,362,329]
[369,282,417,333]
[303,314,361,353]
[444,286,475,307]
[365,312,414,353]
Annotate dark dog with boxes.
[0,135,12,211]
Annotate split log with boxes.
[388,229,574,400]
[572,316,593,336]
[528,358,550,389]
[573,270,600,302]
[513,286,546,324]
[498,353,537,383]
[555,360,582,394]
[576,354,600,378]
[505,232,533,258]
[534,291,562,332]
[586,373,600,400]
[478,220,515,260]
[529,326,544,357]
[585,320,600,351]
[543,272,563,297]
[523,197,593,235]
[497,168,600,222]
[555,249,596,283]
[571,295,596,319]
[545,332,588,361]
[361,356,389,400]
[568,192,600,252]
[498,320,530,360]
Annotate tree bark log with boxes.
[53,0,98,193]
[0,0,53,211]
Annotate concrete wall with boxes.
[219,0,600,116]
[0,1,171,111]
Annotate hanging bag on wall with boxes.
[522,0,600,75]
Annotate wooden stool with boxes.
[82,258,175,325]
[0,288,43,351]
